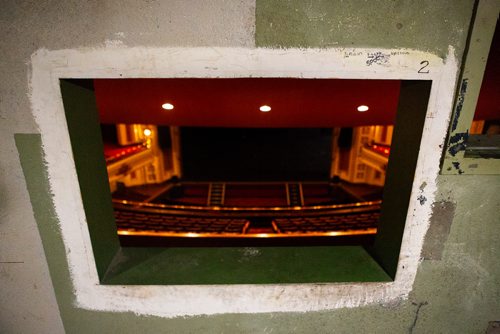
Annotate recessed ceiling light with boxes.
[357,105,369,112]
[162,103,174,110]
[143,128,152,137]
[259,105,271,112]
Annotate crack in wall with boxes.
[409,301,428,333]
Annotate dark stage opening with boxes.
[180,127,332,181]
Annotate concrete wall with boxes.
[1,1,499,333]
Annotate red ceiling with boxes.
[94,78,401,127]
[94,66,498,128]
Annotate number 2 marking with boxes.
[418,60,429,74]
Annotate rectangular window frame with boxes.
[30,47,458,317]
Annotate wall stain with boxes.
[421,201,456,260]
[486,321,500,333]
[419,182,427,191]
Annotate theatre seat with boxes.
[115,209,250,235]
[272,212,379,235]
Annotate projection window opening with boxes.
[84,78,413,248]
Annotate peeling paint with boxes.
[451,78,468,132]
[448,130,469,156]
[452,161,464,174]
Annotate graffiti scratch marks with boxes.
[366,52,390,66]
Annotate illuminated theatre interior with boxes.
[91,71,498,248]
[92,78,400,247]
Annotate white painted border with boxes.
[30,47,458,317]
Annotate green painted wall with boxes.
[2,1,500,333]
[255,0,474,58]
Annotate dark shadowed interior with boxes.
[180,127,332,181]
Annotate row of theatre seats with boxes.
[115,210,250,235]
[114,206,380,237]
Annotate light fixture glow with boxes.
[357,105,369,112]
[143,128,152,137]
[162,103,174,110]
[259,105,271,112]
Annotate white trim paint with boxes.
[29,46,458,317]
